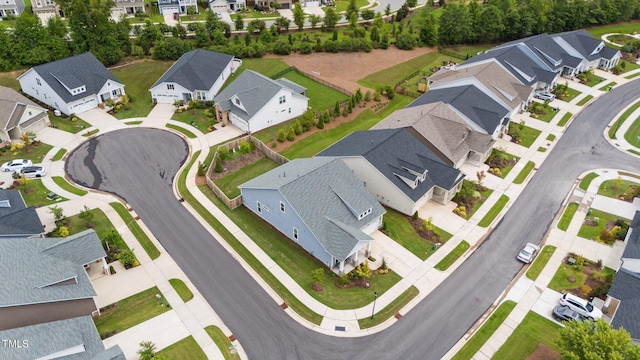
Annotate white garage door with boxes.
[160,6,179,15]
[71,98,97,114]
[153,93,180,104]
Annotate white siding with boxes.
[18,69,71,115]
[150,82,191,104]
[238,89,307,133]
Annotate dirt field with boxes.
[268,47,437,93]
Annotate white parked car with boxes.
[1,159,32,172]
[17,166,47,178]
[517,243,540,263]
[559,293,602,320]
[535,92,556,101]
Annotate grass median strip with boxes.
[513,161,535,185]
[205,326,240,360]
[110,202,161,260]
[579,172,598,190]
[169,278,194,302]
[557,202,579,231]
[478,195,509,227]
[357,286,419,329]
[492,311,560,358]
[608,99,640,139]
[434,241,470,271]
[52,148,67,161]
[526,245,556,281]
[576,95,593,106]
[166,123,197,139]
[557,112,572,127]
[52,176,88,196]
[156,336,207,359]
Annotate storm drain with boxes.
[335,326,346,331]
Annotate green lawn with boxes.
[548,262,614,293]
[236,58,292,78]
[537,146,547,152]
[171,108,214,134]
[205,326,240,360]
[624,112,640,148]
[82,129,99,137]
[357,286,419,329]
[359,52,440,89]
[66,207,116,237]
[619,61,640,73]
[491,312,561,359]
[214,156,279,199]
[125,120,143,125]
[583,74,606,87]
[579,172,598,190]
[52,176,88,196]
[625,71,640,79]
[577,95,593,106]
[599,81,617,91]
[434,241,470,271]
[511,123,541,147]
[451,300,517,360]
[587,21,640,38]
[598,179,639,199]
[110,60,173,119]
[560,87,581,102]
[557,112,572,127]
[93,286,171,338]
[0,70,22,90]
[166,123,197,138]
[333,0,369,12]
[578,208,629,241]
[156,336,207,359]
[49,113,91,133]
[110,202,161,260]
[0,142,52,165]
[557,202,579,231]
[169,278,194,302]
[609,99,640,139]
[526,245,556,281]
[52,148,67,161]
[282,70,350,112]
[513,161,535,185]
[478,195,509,227]
[530,104,558,123]
[383,209,442,260]
[546,134,556,141]
[18,179,66,207]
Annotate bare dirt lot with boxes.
[269,47,437,93]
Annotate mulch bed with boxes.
[527,343,560,360]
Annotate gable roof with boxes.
[373,102,494,167]
[0,230,105,308]
[464,48,557,86]
[623,211,640,260]
[409,85,511,135]
[608,268,640,340]
[553,30,611,62]
[0,316,125,360]
[214,70,308,122]
[0,190,43,237]
[0,86,47,132]
[20,52,121,103]
[497,33,575,72]
[151,49,234,91]
[317,129,465,200]
[240,158,385,260]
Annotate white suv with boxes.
[559,293,602,320]
[18,166,47,178]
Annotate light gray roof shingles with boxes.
[608,268,640,340]
[0,86,46,132]
[151,49,234,91]
[0,190,43,237]
[623,211,640,260]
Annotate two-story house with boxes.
[0,0,25,17]
[112,0,145,17]
[0,86,50,143]
[157,0,198,15]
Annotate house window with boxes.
[235,98,240,105]
[288,107,291,113]
[167,84,175,90]
[279,95,286,104]
[293,227,298,240]
[257,201,262,214]
[280,201,285,213]
[196,91,206,100]
[36,78,41,86]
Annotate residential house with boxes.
[317,129,465,216]
[112,0,145,17]
[17,52,126,116]
[606,211,640,345]
[157,0,198,15]
[250,0,292,9]
[31,0,59,18]
[214,70,309,133]
[239,157,385,274]
[0,0,24,17]
[0,190,44,238]
[0,230,109,331]
[150,49,235,105]
[553,29,621,73]
[0,86,50,143]
[373,102,495,168]
[208,0,245,12]
[0,316,125,359]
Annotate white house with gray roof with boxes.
[0,86,50,143]
[17,52,125,116]
[150,49,236,105]
[214,70,309,133]
[239,157,385,274]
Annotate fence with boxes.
[438,47,471,61]
[205,135,289,209]
[270,66,352,97]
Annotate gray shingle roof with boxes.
[275,78,306,95]
[409,85,510,135]
[0,86,46,132]
[150,49,234,91]
[240,158,385,260]
[317,129,465,201]
[623,211,640,260]
[465,47,557,86]
[0,190,43,237]
[0,316,125,360]
[608,268,640,340]
[214,70,308,122]
[0,230,105,307]
[0,190,27,217]
[25,52,121,103]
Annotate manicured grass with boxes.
[110,202,161,260]
[171,108,213,134]
[52,148,67,161]
[478,195,509,227]
[451,300,517,360]
[359,52,441,89]
[214,156,279,198]
[52,176,88,196]
[560,87,581,102]
[156,336,207,360]
[546,134,556,141]
[537,147,547,152]
[125,120,142,125]
[526,245,556,281]
[599,81,617,91]
[598,179,639,199]
[578,208,629,241]
[630,149,640,155]
[587,21,640,38]
[557,112,572,127]
[49,114,92,133]
[531,104,557,123]
[492,312,561,359]
[93,286,170,338]
[205,326,240,360]
[576,95,593,106]
[180,152,322,324]
[460,188,494,220]
[166,123,197,138]
[609,99,640,139]
[82,129,100,137]
[110,60,173,119]
[357,286,419,329]
[511,122,541,147]
[548,262,614,292]
[333,0,369,12]
[66,207,117,238]
[0,70,22,90]
[513,161,535,185]
[235,58,292,78]
[618,60,640,73]
[434,241,470,271]
[499,155,520,179]
[282,70,350,112]
[0,142,52,164]
[169,278,194,302]
[583,74,605,87]
[624,112,640,148]
[579,172,598,190]
[558,202,579,231]
[383,209,440,260]
[19,179,67,207]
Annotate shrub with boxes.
[342,106,349,117]
[286,127,295,141]
[118,249,136,268]
[239,140,251,154]
[293,120,302,135]
[580,284,592,297]
[317,117,324,129]
[109,265,116,274]
[215,156,223,173]
[58,226,69,237]
[333,101,341,118]
[575,255,584,270]
[197,161,207,176]
[355,260,371,279]
[364,90,372,102]
[311,268,324,285]
[216,146,230,160]
[338,274,350,285]
[412,211,419,220]
[277,129,286,142]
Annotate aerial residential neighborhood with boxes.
[1,0,640,359]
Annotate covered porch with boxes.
[330,242,372,275]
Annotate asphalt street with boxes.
[66,80,640,359]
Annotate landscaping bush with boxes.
[277,129,286,142]
[286,127,295,141]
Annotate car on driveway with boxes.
[17,166,47,178]
[552,305,585,322]
[1,159,32,172]
[559,293,602,320]
[535,92,556,101]
[517,243,540,263]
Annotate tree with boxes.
[323,8,339,32]
[333,100,341,117]
[275,16,290,32]
[49,205,65,224]
[234,14,244,30]
[438,2,471,45]
[138,20,162,55]
[309,14,321,29]
[558,319,640,360]
[395,3,410,22]
[361,9,375,20]
[293,3,305,31]
[311,268,324,285]
[385,3,391,16]
[395,32,416,50]
[478,5,505,43]
[345,0,359,21]
[137,341,156,360]
[79,205,94,224]
[419,11,438,46]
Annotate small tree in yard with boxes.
[215,156,223,173]
[286,127,296,141]
[118,249,136,268]
[356,260,371,281]
[58,226,69,237]
[277,128,286,142]
[333,100,341,118]
[138,341,168,360]
[49,205,65,224]
[79,205,94,225]
[558,319,640,360]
